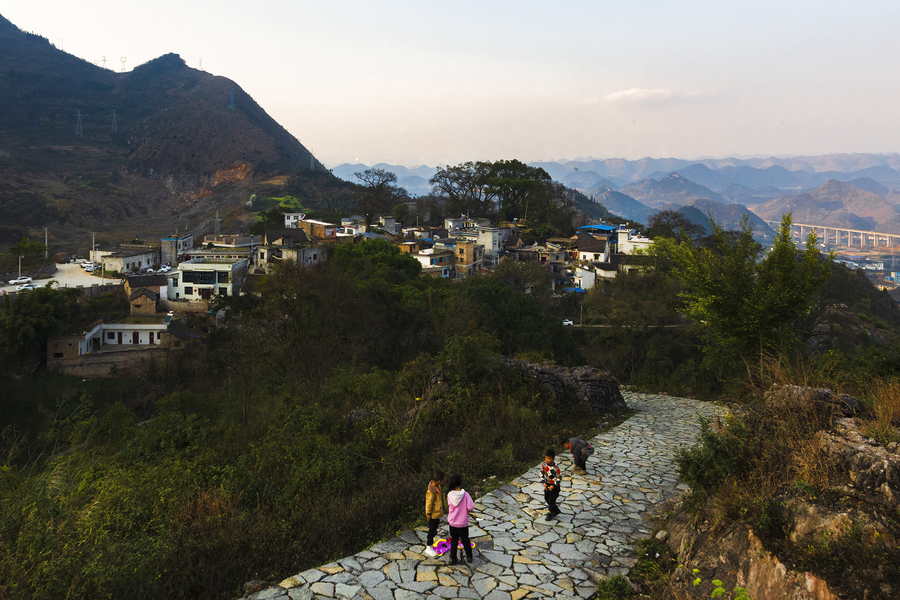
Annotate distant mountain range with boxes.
[334,155,900,235]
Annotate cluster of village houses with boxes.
[46,214,653,375]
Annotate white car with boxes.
[159,265,171,273]
[84,265,95,272]
[8,276,32,285]
[81,262,95,270]
[17,283,38,291]
[562,319,574,326]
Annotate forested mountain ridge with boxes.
[0,14,340,248]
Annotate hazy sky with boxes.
[3,0,899,167]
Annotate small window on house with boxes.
[107,332,114,340]
[53,352,63,358]
[185,286,193,295]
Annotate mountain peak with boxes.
[132,52,188,75]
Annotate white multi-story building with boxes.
[284,213,306,228]
[166,258,248,301]
[616,227,653,255]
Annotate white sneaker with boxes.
[424,546,437,557]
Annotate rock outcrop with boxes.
[816,417,899,510]
[501,358,628,414]
[664,384,899,599]
[764,383,862,417]
[666,511,838,600]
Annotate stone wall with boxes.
[501,358,627,413]
[131,294,157,314]
[48,347,172,378]
[74,284,122,299]
[47,336,82,360]
[160,297,210,313]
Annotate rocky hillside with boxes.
[0,15,343,250]
[752,179,900,232]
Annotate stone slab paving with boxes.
[248,392,725,600]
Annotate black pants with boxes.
[426,518,440,546]
[544,484,560,514]
[449,525,472,562]
[574,454,587,470]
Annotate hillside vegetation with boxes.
[2,217,900,598]
[0,241,591,600]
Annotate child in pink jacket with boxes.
[446,473,474,565]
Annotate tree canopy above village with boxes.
[426,159,583,240]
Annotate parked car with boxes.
[562,319,574,326]
[81,262,94,270]
[159,265,171,273]
[17,283,38,291]
[8,276,32,285]
[84,265,95,272]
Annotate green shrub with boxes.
[675,416,750,492]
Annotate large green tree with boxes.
[482,159,552,222]
[354,168,402,227]
[0,285,81,363]
[429,161,492,217]
[662,213,830,376]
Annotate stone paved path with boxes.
[248,392,725,600]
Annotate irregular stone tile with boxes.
[298,569,325,584]
[358,570,387,587]
[309,581,334,597]
[472,576,498,596]
[249,589,286,600]
[335,583,361,598]
[480,550,513,568]
[319,565,344,575]
[398,580,438,593]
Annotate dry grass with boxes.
[864,379,900,443]
[749,352,866,397]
